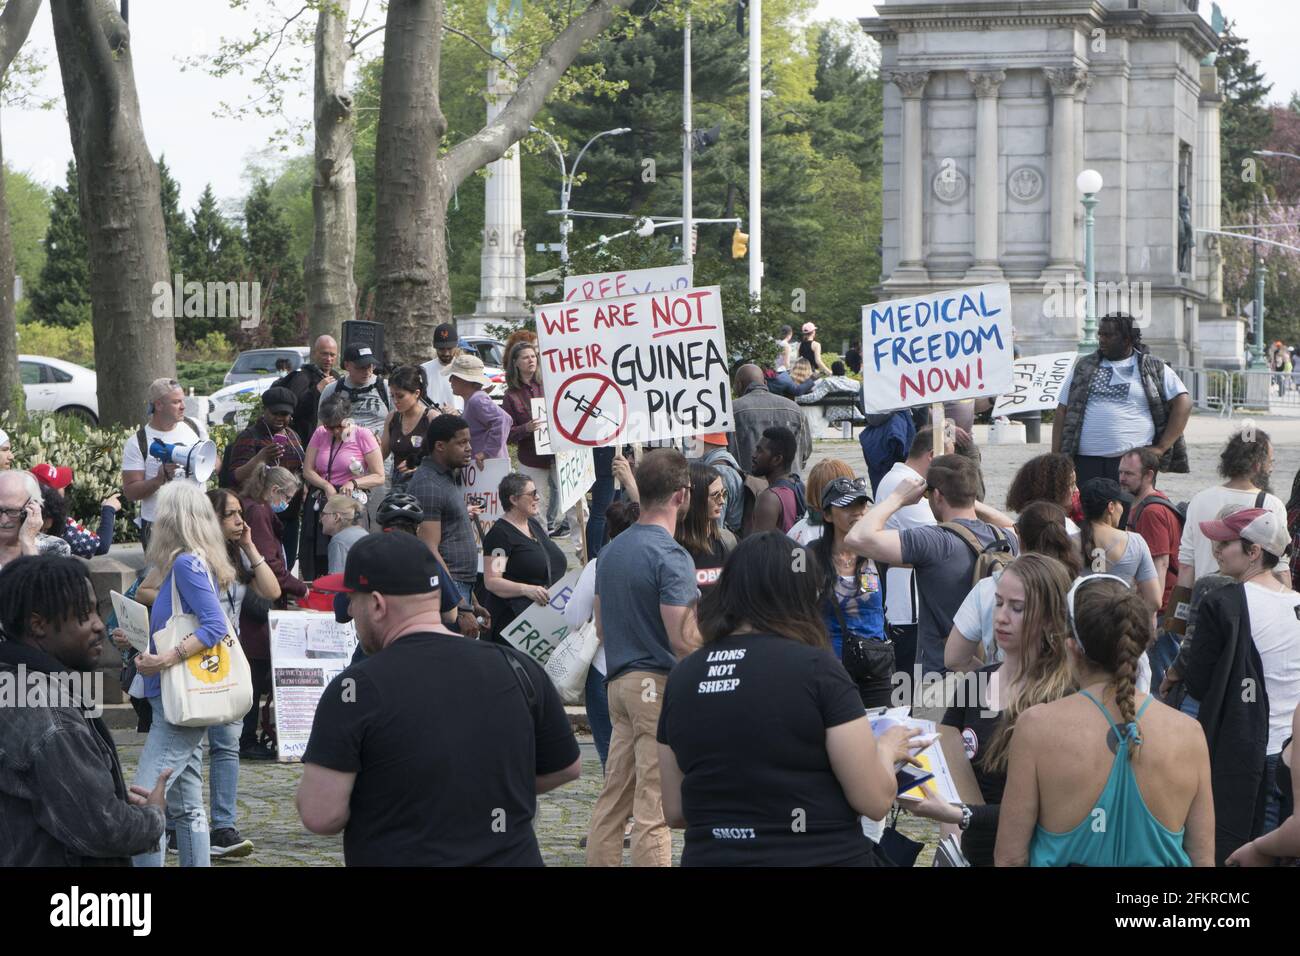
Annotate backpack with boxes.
[136,418,202,467]
[1129,494,1190,536]
[768,475,807,525]
[334,375,391,411]
[940,521,1015,589]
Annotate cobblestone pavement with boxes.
[111,416,1290,867]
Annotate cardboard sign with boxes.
[992,351,1078,415]
[499,568,584,665]
[531,396,553,455]
[462,457,513,520]
[555,447,596,513]
[563,264,693,302]
[860,283,1014,413]
[268,611,358,762]
[535,286,732,450]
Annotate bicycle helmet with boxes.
[376,490,425,528]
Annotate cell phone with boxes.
[272,434,290,447]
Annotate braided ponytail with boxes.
[1073,581,1153,760]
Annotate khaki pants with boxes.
[585,671,672,867]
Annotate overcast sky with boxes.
[2,1,1295,210]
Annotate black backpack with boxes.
[768,475,807,524]
[334,376,391,411]
[1129,494,1190,535]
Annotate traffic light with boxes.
[732,227,749,259]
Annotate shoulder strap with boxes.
[1255,490,1267,508]
[495,645,542,726]
[136,426,148,463]
[376,377,390,410]
[1078,689,1119,735]
[939,521,983,556]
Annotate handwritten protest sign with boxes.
[531,396,553,454]
[860,283,1014,413]
[535,286,731,451]
[499,568,584,665]
[556,448,596,513]
[992,351,1078,415]
[564,264,692,302]
[462,457,512,520]
[268,612,357,762]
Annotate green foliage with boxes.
[176,360,230,396]
[29,161,90,329]
[1218,21,1274,208]
[5,165,51,320]
[159,156,189,277]
[13,321,95,366]
[178,184,250,343]
[180,332,237,364]
[243,177,306,345]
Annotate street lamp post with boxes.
[529,126,630,265]
[1076,168,1103,354]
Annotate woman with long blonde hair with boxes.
[908,553,1075,866]
[129,481,242,868]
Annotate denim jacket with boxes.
[0,641,164,866]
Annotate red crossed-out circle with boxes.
[552,373,627,447]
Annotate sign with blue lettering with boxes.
[859,283,1014,413]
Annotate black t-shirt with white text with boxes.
[303,632,579,866]
[657,631,874,866]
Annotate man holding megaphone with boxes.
[122,378,211,548]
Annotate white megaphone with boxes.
[149,438,218,483]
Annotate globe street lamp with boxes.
[1076,168,1103,354]
[530,126,631,264]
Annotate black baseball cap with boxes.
[343,344,378,366]
[317,533,441,597]
[262,386,297,414]
[1080,477,1134,512]
[821,476,873,512]
[434,324,457,347]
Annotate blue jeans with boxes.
[586,447,616,559]
[132,697,212,867]
[207,720,241,832]
[1263,752,1283,834]
[585,665,612,769]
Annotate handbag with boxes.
[543,621,599,705]
[153,565,254,728]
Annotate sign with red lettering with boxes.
[563,264,692,303]
[536,285,731,451]
[859,282,1014,413]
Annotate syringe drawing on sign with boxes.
[553,373,629,447]
[564,388,622,431]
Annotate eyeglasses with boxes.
[521,490,541,500]
[0,498,32,522]
[709,490,727,502]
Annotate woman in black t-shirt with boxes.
[381,366,438,487]
[657,532,922,866]
[675,463,737,595]
[908,553,1074,866]
[482,473,568,644]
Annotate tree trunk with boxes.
[51,0,174,427]
[305,0,357,345]
[0,0,43,418]
[373,0,447,366]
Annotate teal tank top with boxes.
[1028,692,1191,867]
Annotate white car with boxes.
[208,375,281,429]
[20,355,99,423]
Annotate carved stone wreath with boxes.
[932,167,968,204]
[1008,165,1044,203]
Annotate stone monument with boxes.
[863,0,1226,365]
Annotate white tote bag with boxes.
[154,565,253,728]
[543,621,599,705]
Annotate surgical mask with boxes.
[271,500,289,514]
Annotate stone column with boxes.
[1043,67,1088,271]
[966,70,1005,280]
[889,70,931,279]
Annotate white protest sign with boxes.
[535,286,732,451]
[531,396,553,455]
[268,611,358,762]
[860,282,1014,413]
[563,264,692,302]
[499,568,584,665]
[993,351,1078,415]
[462,457,513,520]
[555,447,596,513]
[110,591,151,653]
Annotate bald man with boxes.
[729,364,812,474]
[281,335,340,445]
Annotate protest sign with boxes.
[462,457,512,520]
[564,264,692,302]
[992,351,1078,415]
[860,282,1014,413]
[555,447,596,513]
[268,611,358,762]
[531,396,553,455]
[499,568,584,665]
[535,286,731,450]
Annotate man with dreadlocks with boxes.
[0,556,171,865]
[1052,312,1192,486]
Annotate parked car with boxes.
[460,336,507,402]
[19,355,99,424]
[223,347,309,387]
[208,374,281,429]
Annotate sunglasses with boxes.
[709,490,727,503]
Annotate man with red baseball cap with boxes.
[29,463,122,559]
[296,532,580,865]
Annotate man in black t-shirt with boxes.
[297,533,581,866]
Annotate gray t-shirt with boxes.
[407,458,478,582]
[327,524,369,575]
[899,519,1020,674]
[1083,530,1157,585]
[596,523,700,681]
[320,375,390,440]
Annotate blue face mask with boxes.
[271,500,290,514]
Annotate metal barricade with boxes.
[1173,366,1233,417]
[1225,369,1300,416]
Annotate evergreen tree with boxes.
[1218,21,1273,207]
[244,177,305,345]
[158,155,188,277]
[178,184,248,343]
[29,160,90,329]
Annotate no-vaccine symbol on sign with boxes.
[552,373,627,447]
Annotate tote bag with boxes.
[154,564,254,728]
[543,621,598,705]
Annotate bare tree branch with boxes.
[349,23,384,51]
[443,24,508,67]
[444,0,635,188]
[0,0,41,73]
